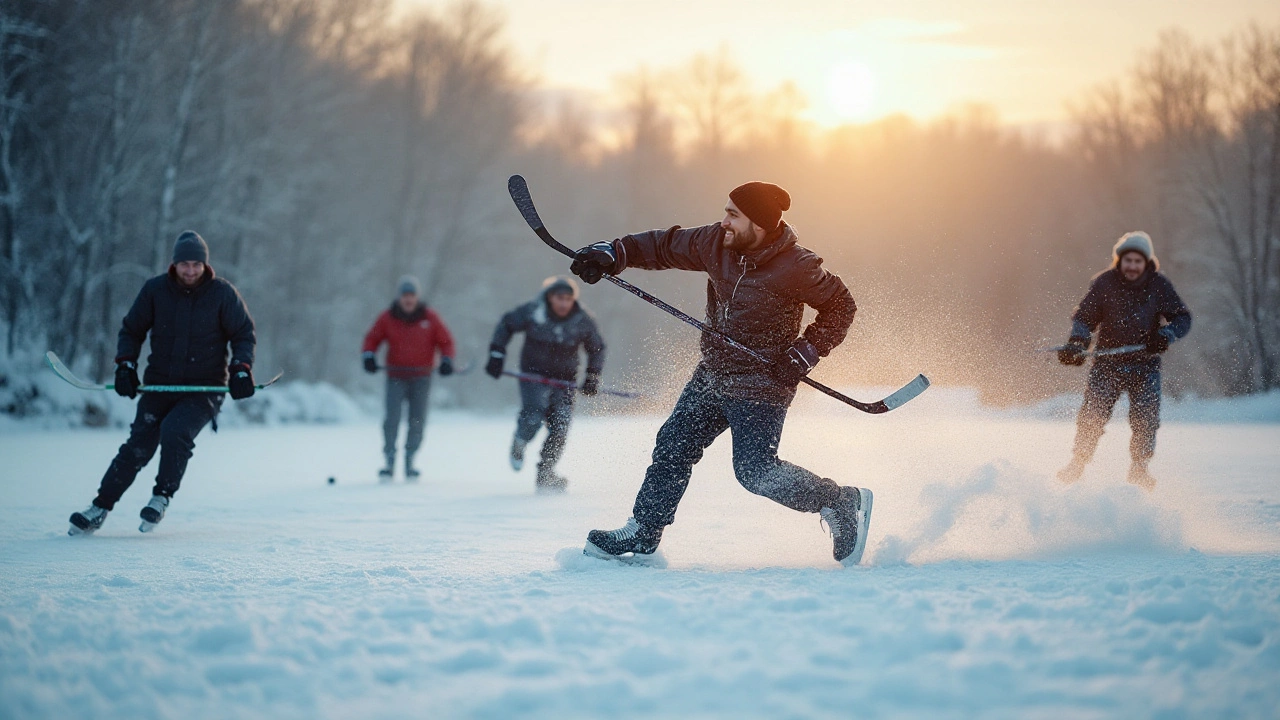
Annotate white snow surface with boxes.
[3,395,1280,719]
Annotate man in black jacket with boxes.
[68,231,257,535]
[1057,231,1191,490]
[568,181,869,565]
[486,276,605,492]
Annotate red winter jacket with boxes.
[362,303,455,379]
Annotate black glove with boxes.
[1146,328,1173,354]
[771,338,820,387]
[114,360,140,399]
[438,357,454,376]
[229,363,255,400]
[485,346,505,379]
[1057,339,1088,366]
[363,355,378,374]
[570,241,619,284]
[581,371,600,396]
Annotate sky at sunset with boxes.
[406,0,1280,127]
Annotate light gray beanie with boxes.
[1113,231,1155,263]
[398,275,421,296]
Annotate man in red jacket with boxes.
[362,276,456,481]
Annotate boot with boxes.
[585,517,663,560]
[509,436,527,471]
[820,486,873,566]
[1127,459,1156,491]
[1057,454,1088,484]
[69,502,109,536]
[535,464,567,494]
[405,453,420,482]
[378,453,395,483]
[139,494,169,533]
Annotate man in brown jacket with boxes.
[569,181,871,565]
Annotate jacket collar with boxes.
[390,301,427,323]
[734,221,797,267]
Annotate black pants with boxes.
[94,392,222,510]
[1073,363,1161,462]
[515,381,575,472]
[632,367,842,529]
[384,376,431,462]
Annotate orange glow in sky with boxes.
[405,0,1280,127]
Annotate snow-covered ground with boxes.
[2,390,1279,718]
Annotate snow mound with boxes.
[872,461,1185,565]
[218,381,369,427]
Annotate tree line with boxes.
[1,1,1276,412]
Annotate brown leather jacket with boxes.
[613,222,856,403]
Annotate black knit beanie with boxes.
[728,181,791,231]
[172,231,209,264]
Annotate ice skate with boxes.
[535,465,567,494]
[68,503,109,536]
[1127,459,1156,491]
[584,517,664,565]
[378,453,395,483]
[509,436,527,471]
[1057,455,1087,484]
[405,453,420,482]
[820,486,873,566]
[138,495,169,533]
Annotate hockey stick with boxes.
[507,174,930,414]
[1039,343,1147,358]
[45,351,283,393]
[501,369,642,399]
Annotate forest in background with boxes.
[2,0,1277,410]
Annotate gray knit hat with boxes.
[1113,231,1155,263]
[542,275,579,299]
[398,275,421,296]
[172,231,209,264]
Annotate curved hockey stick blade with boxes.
[45,351,105,390]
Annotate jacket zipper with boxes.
[725,255,753,322]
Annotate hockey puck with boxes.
[328,476,336,485]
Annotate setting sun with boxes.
[826,61,877,121]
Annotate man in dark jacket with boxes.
[68,231,257,535]
[486,276,605,492]
[362,275,456,481]
[1057,231,1192,489]
[568,181,869,565]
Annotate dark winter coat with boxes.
[491,289,605,382]
[117,265,256,385]
[1070,261,1191,368]
[612,222,856,403]
[362,303,456,379]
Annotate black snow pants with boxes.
[632,366,842,529]
[94,391,222,509]
[384,376,431,463]
[1072,362,1162,462]
[515,381,575,473]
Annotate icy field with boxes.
[2,391,1280,719]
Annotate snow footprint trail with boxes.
[873,461,1187,565]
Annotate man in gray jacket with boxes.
[486,276,605,492]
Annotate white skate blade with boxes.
[841,488,874,567]
[138,519,159,533]
[68,524,94,537]
[583,541,668,568]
